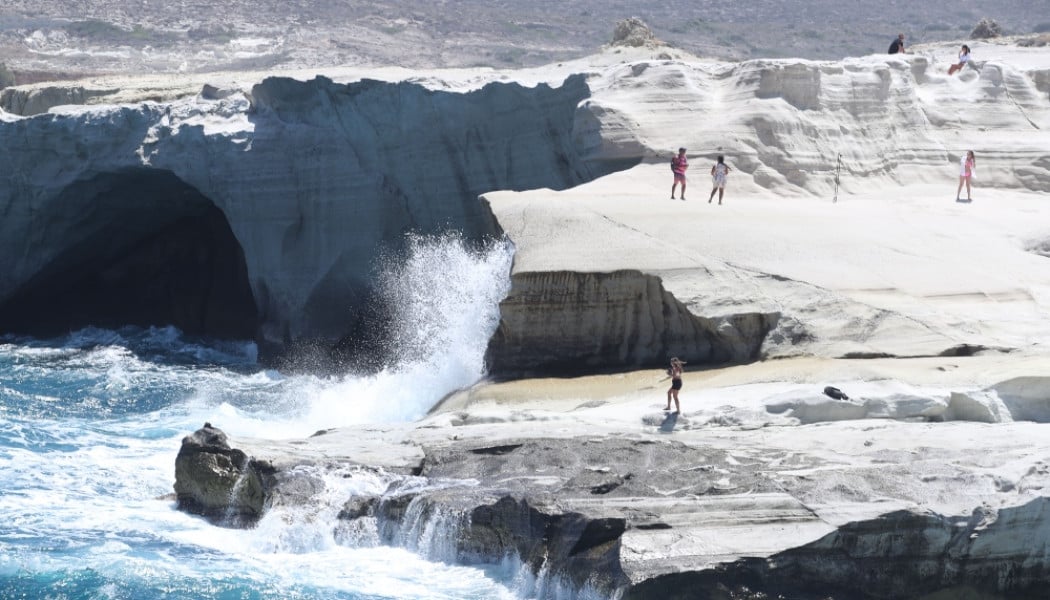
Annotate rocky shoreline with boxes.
[174,355,1050,599]
[4,40,1050,598]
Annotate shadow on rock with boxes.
[659,412,679,433]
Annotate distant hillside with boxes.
[0,0,1045,79]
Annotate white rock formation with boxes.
[128,41,1050,598]
[2,41,1048,369]
[0,72,602,360]
[486,40,1050,370]
[175,353,1050,598]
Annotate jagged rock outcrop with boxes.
[634,501,1050,599]
[485,270,777,376]
[174,423,273,524]
[175,422,1050,599]
[174,423,409,525]
[610,18,660,49]
[971,18,1003,39]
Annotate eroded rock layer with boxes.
[485,270,777,376]
[4,45,1050,369]
[174,422,1050,599]
[0,74,608,360]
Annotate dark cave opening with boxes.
[0,168,259,339]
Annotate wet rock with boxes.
[173,423,274,525]
[823,385,849,400]
[338,495,378,520]
[173,422,1050,598]
[684,500,1050,599]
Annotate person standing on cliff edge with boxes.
[671,148,688,200]
[665,357,685,413]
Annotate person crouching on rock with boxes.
[665,357,685,413]
[888,33,906,54]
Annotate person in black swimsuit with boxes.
[665,357,684,413]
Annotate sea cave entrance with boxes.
[0,168,258,339]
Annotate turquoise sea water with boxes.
[0,237,536,600]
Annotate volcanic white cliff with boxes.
[4,41,1048,371]
[483,40,1050,373]
[151,40,1050,600]
[0,71,605,363]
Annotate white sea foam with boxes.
[0,233,524,598]
[207,233,514,439]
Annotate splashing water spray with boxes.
[283,232,515,431]
[376,232,514,382]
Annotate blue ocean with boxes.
[0,236,546,600]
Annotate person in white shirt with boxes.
[948,44,971,75]
[708,156,732,205]
[956,150,976,202]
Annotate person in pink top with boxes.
[671,147,688,200]
[956,150,976,202]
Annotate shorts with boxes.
[673,173,686,183]
[671,378,682,391]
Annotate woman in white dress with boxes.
[956,150,976,202]
[708,155,732,205]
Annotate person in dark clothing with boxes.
[888,33,906,54]
[664,357,685,413]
